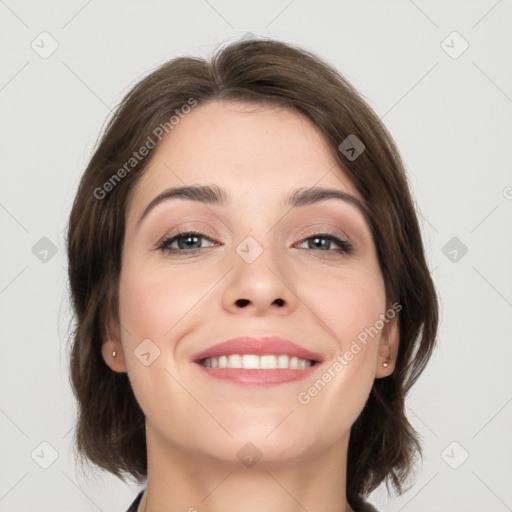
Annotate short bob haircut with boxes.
[67,38,438,502]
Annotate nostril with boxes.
[236,299,250,307]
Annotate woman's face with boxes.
[105,99,398,466]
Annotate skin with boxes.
[102,99,399,512]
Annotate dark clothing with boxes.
[126,490,143,512]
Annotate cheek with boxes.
[299,264,386,348]
[118,259,210,343]
[294,267,385,411]
[116,261,200,423]
[116,257,222,412]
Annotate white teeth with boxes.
[242,354,260,369]
[260,355,277,369]
[201,354,314,370]
[277,355,289,368]
[229,354,242,367]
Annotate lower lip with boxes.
[195,362,320,386]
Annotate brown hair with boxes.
[66,37,438,500]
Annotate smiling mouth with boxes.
[199,354,318,370]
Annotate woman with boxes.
[67,38,438,512]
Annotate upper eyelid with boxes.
[157,219,353,239]
[158,228,350,242]
[156,223,218,243]
[294,224,351,242]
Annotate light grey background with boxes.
[1,1,511,511]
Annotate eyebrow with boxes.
[136,184,370,227]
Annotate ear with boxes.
[374,312,399,379]
[101,319,128,373]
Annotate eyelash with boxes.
[156,230,353,256]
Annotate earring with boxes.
[382,361,389,368]
[113,351,116,358]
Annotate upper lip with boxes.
[192,336,323,363]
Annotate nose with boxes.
[221,239,298,316]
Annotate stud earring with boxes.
[382,361,389,368]
[113,351,116,358]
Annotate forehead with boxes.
[127,99,362,218]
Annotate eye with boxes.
[156,230,353,256]
[157,231,218,254]
[296,232,353,255]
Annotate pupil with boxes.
[180,235,200,249]
[311,237,328,250]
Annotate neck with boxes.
[141,423,352,512]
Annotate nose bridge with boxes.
[222,231,295,314]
